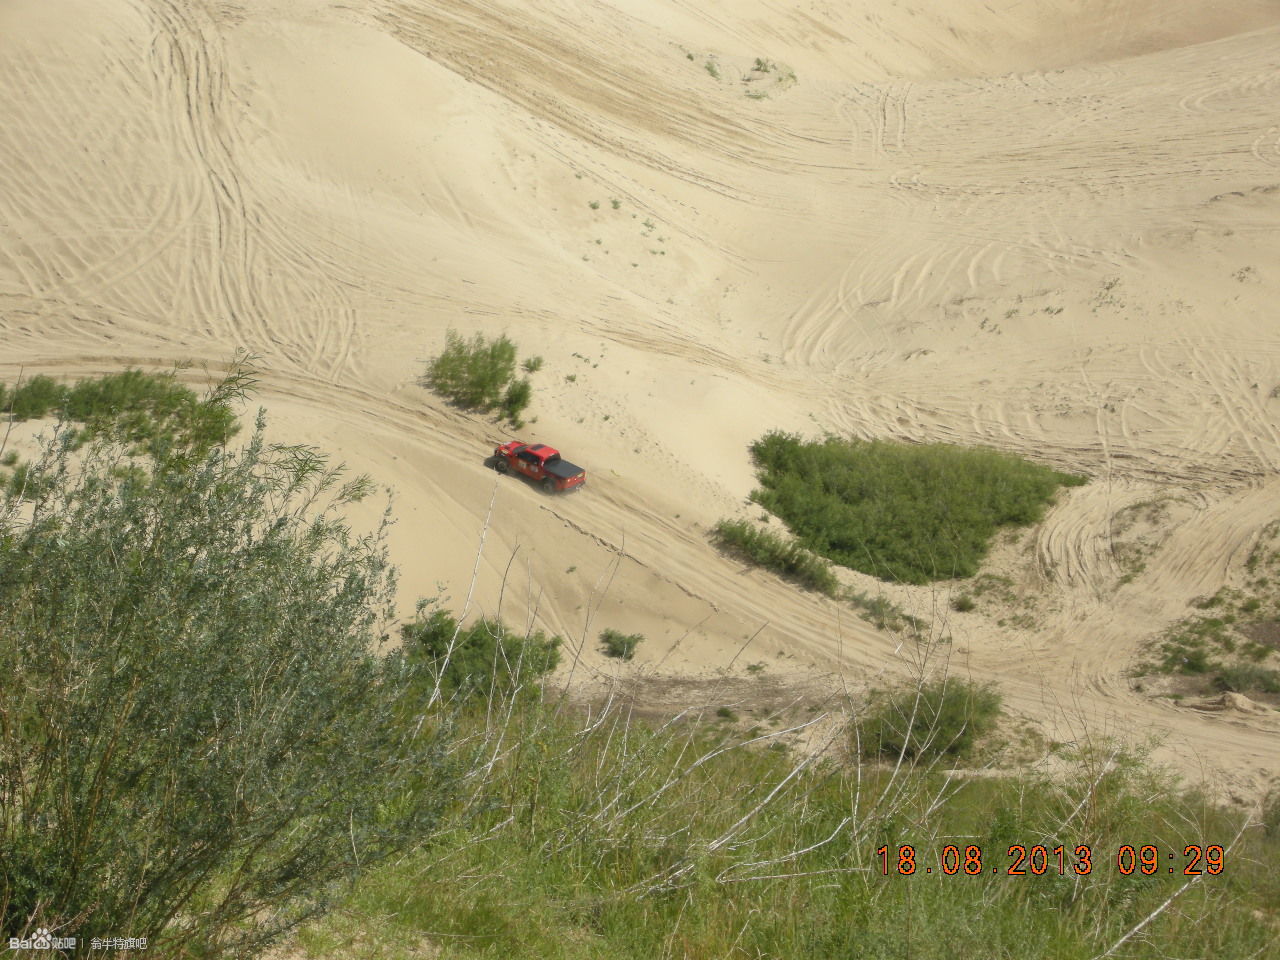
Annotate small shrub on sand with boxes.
[857,678,1002,762]
[599,628,643,661]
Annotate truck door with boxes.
[517,449,540,477]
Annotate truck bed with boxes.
[545,458,584,480]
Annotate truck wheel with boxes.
[495,459,509,474]
[541,478,556,494]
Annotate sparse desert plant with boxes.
[588,200,600,210]
[599,627,643,661]
[858,678,1002,761]
[704,61,720,79]
[952,593,976,612]
[746,431,1086,584]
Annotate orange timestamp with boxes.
[876,843,1225,877]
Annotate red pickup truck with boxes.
[492,441,586,493]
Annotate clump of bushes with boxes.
[712,518,840,596]
[746,432,1086,584]
[857,678,1002,762]
[400,608,561,700]
[423,329,536,426]
[0,369,239,459]
[599,628,643,661]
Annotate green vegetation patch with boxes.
[857,678,1003,762]
[400,608,561,701]
[1143,570,1280,697]
[712,518,840,596]
[1,368,237,458]
[422,329,535,426]
[747,432,1086,584]
[599,628,643,661]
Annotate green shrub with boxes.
[0,406,453,954]
[4,460,47,501]
[425,329,517,410]
[502,378,533,424]
[1,369,239,461]
[424,330,535,424]
[6,375,66,419]
[712,518,840,596]
[522,355,544,374]
[952,593,976,612]
[858,678,1002,761]
[599,628,643,661]
[1212,664,1280,694]
[399,608,561,700]
[746,432,1086,584]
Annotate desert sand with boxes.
[2,0,1278,799]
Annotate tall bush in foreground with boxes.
[0,406,454,956]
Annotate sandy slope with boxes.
[2,0,1279,799]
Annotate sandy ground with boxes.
[2,0,1279,800]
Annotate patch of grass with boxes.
[715,706,737,721]
[1212,663,1280,695]
[857,678,1003,762]
[588,200,600,210]
[712,518,840,596]
[599,628,643,661]
[704,60,720,80]
[951,593,975,612]
[522,355,543,374]
[745,431,1086,584]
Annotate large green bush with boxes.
[0,408,454,955]
[747,432,1086,583]
[857,678,1002,761]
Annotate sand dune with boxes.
[3,0,1279,799]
